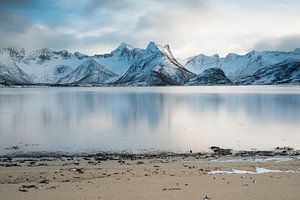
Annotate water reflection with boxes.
[0,86,300,154]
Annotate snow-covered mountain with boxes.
[0,43,300,86]
[238,61,300,85]
[0,48,90,84]
[116,42,195,86]
[182,49,300,82]
[0,48,33,84]
[58,59,118,84]
[93,42,135,76]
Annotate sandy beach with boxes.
[1,154,300,200]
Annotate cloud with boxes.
[0,0,300,58]
[0,10,31,32]
[253,35,300,52]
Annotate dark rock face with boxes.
[238,61,300,85]
[186,68,232,85]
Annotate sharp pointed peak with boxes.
[111,42,132,55]
[146,41,162,52]
[118,42,132,49]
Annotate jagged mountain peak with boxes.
[111,42,132,56]
[116,42,194,86]
[0,47,26,60]
[146,41,162,53]
[145,42,176,60]
[30,48,72,60]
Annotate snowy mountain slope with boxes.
[0,44,300,86]
[186,68,232,86]
[116,42,195,86]
[183,49,300,81]
[238,61,300,85]
[0,44,139,84]
[0,48,32,84]
[57,59,118,84]
[18,49,90,83]
[93,43,139,76]
[0,62,32,84]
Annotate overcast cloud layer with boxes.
[1,0,300,58]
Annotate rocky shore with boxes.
[1,146,300,200]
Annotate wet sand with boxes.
[0,156,300,200]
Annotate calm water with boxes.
[0,86,300,155]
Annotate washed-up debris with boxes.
[136,161,144,165]
[18,187,28,192]
[18,184,37,192]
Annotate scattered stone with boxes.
[18,187,28,192]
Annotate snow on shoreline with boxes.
[209,167,298,174]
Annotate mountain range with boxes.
[0,42,300,86]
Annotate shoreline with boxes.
[1,149,300,200]
[1,83,300,88]
[2,146,299,159]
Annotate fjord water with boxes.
[0,86,300,155]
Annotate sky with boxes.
[1,0,300,58]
